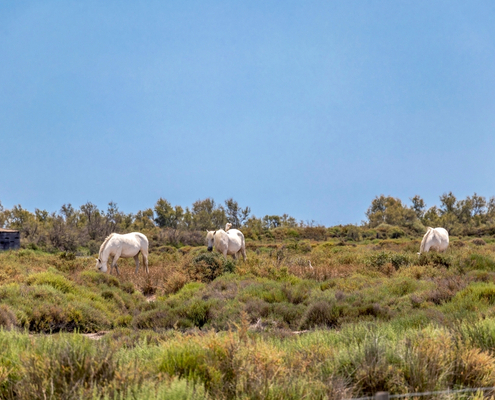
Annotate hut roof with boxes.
[0,228,19,233]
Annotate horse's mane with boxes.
[99,233,117,256]
[419,227,433,253]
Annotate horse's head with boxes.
[95,258,107,273]
[206,230,216,251]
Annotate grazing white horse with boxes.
[95,232,149,275]
[418,227,449,255]
[206,228,247,261]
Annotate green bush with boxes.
[133,307,177,329]
[79,271,121,288]
[365,252,390,269]
[418,252,452,268]
[300,301,341,329]
[390,253,412,270]
[26,270,76,294]
[461,253,495,271]
[389,227,406,239]
[187,252,223,283]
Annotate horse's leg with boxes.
[143,251,149,274]
[134,254,140,274]
[241,246,247,261]
[112,250,122,276]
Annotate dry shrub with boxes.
[286,252,362,281]
[236,338,285,398]
[155,245,177,254]
[139,275,155,296]
[158,318,291,399]
[402,331,453,392]
[163,271,188,295]
[15,337,122,400]
[342,331,402,395]
[301,227,327,240]
[401,329,495,391]
[326,376,354,400]
[300,301,340,330]
[120,281,135,294]
[453,347,495,387]
[244,299,271,322]
[472,238,487,246]
[425,276,467,305]
[409,294,423,308]
[0,304,17,330]
[133,308,177,330]
[30,304,71,333]
[399,265,445,280]
[208,279,239,304]
[377,262,395,277]
[113,257,174,296]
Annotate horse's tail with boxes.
[419,227,433,253]
[239,231,247,260]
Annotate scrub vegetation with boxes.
[1,193,495,398]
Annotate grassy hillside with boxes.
[1,235,495,398]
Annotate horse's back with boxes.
[110,232,148,256]
[226,229,245,252]
[227,229,244,240]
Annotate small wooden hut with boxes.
[0,229,20,251]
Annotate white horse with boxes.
[206,228,247,261]
[418,227,449,255]
[95,232,149,275]
[225,222,232,231]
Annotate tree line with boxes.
[1,192,494,253]
[0,198,305,253]
[365,192,495,235]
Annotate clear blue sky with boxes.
[1,1,494,226]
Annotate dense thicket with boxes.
[1,192,495,253]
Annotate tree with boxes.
[0,201,5,228]
[60,204,76,223]
[422,206,441,227]
[471,193,487,216]
[439,192,457,215]
[6,205,41,241]
[262,215,282,229]
[106,201,128,233]
[487,197,495,223]
[455,198,473,224]
[49,214,79,251]
[154,198,184,229]
[133,208,155,230]
[410,195,426,219]
[35,209,49,223]
[224,198,251,228]
[191,198,226,230]
[365,195,416,228]
[80,202,105,240]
